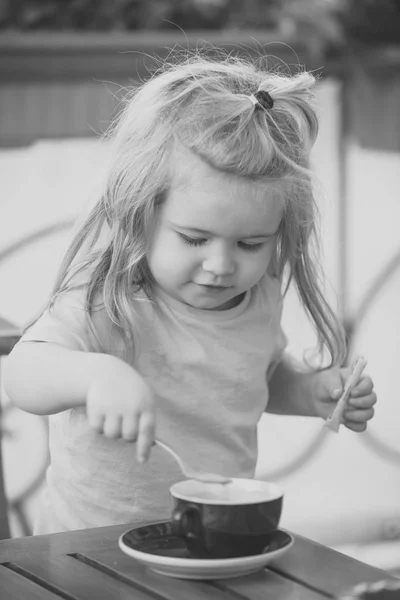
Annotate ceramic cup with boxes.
[170,478,283,559]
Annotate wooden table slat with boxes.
[272,535,395,597]
[11,553,153,600]
[0,564,62,599]
[0,522,132,562]
[85,545,330,600]
[84,546,241,600]
[219,568,330,600]
[0,523,395,600]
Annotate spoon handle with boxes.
[154,439,185,472]
[154,439,231,484]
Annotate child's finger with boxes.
[344,421,368,433]
[136,411,155,463]
[121,415,139,442]
[88,412,105,433]
[103,414,123,438]
[344,407,375,423]
[350,375,374,396]
[348,391,377,409]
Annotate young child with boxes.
[4,52,376,534]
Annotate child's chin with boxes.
[184,296,224,310]
[194,297,235,311]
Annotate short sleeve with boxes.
[19,287,102,353]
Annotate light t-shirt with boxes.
[19,273,286,533]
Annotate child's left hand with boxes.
[311,366,377,432]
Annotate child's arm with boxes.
[5,342,113,414]
[266,355,318,417]
[4,342,155,460]
[266,353,376,432]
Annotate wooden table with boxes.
[0,521,396,599]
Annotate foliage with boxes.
[0,0,399,47]
[338,0,400,44]
[279,0,400,47]
[0,0,280,31]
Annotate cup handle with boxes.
[171,504,207,555]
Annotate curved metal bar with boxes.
[360,430,400,467]
[351,248,400,338]
[1,403,49,504]
[259,428,329,481]
[0,220,74,535]
[0,220,75,264]
[346,249,400,464]
[263,249,400,480]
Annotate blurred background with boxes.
[0,0,400,577]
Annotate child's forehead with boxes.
[165,152,285,235]
[170,148,287,202]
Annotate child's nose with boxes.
[202,252,235,276]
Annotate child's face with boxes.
[147,153,284,311]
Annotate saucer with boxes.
[118,521,294,580]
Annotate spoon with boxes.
[155,439,231,484]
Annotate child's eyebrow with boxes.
[170,223,278,239]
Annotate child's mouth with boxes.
[196,283,231,291]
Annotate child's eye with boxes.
[178,233,207,247]
[239,242,266,252]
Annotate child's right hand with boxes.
[86,357,155,463]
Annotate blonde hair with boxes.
[52,50,346,366]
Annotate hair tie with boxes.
[248,90,274,111]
